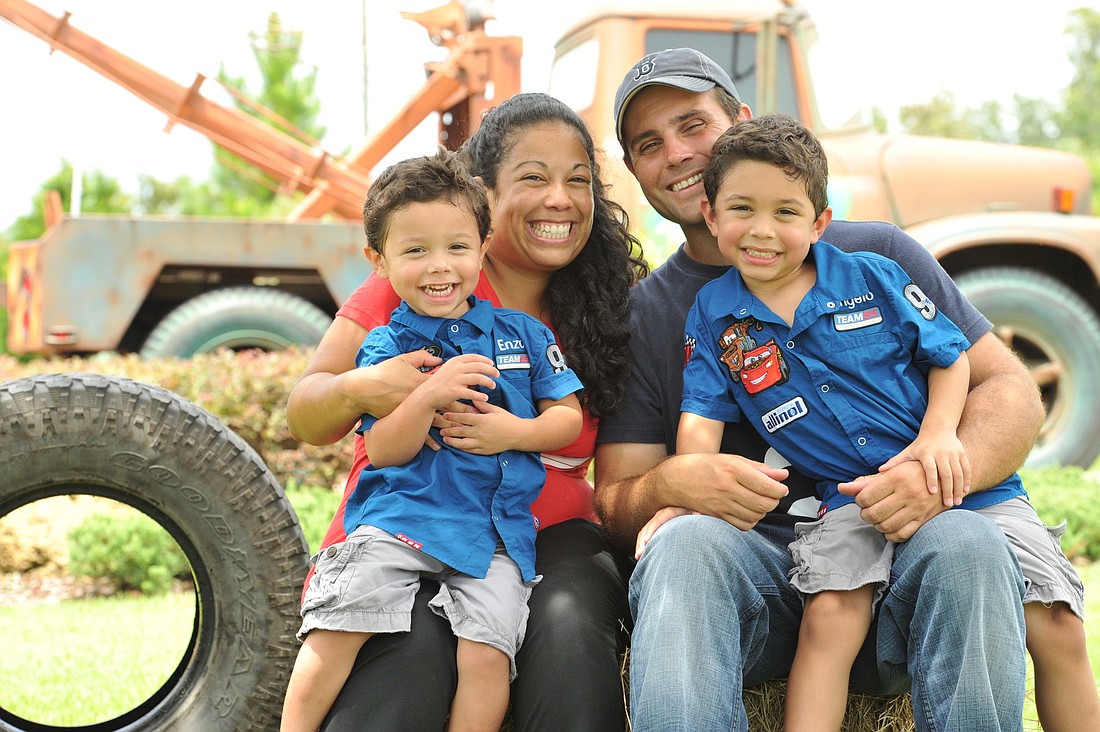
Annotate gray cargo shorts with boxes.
[298,524,538,678]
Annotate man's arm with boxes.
[593,442,789,554]
[839,332,1043,540]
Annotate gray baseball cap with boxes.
[613,47,740,144]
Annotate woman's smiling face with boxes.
[485,121,594,275]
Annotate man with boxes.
[594,47,1041,731]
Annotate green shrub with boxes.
[286,485,344,555]
[68,512,190,594]
[1021,465,1100,562]
[0,349,353,493]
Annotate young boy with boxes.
[637,114,1096,732]
[281,149,584,732]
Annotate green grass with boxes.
[1,488,1098,727]
[0,591,195,725]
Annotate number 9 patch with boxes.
[903,283,937,321]
[546,343,568,373]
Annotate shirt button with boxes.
[738,308,748,316]
[857,437,867,446]
[820,384,830,393]
[827,301,836,309]
[502,460,509,467]
[325,547,338,558]
[786,340,795,349]
[450,324,459,333]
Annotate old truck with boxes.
[4,0,1100,469]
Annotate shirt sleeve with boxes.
[872,257,970,371]
[680,298,742,423]
[354,327,403,434]
[526,320,585,402]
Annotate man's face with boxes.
[621,85,743,227]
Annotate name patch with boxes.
[496,353,531,370]
[761,397,808,434]
[833,306,883,331]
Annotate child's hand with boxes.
[635,506,694,560]
[415,354,498,412]
[878,432,971,507]
[439,400,519,455]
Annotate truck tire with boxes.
[140,287,332,358]
[0,373,309,731]
[955,266,1100,468]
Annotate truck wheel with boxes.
[140,287,332,358]
[0,373,309,731]
[955,266,1100,468]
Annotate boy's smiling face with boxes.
[702,159,830,294]
[366,199,487,319]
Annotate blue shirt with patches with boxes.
[347,296,583,581]
[682,240,1024,513]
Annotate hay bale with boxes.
[501,653,914,732]
[744,679,913,732]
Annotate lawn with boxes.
[0,591,195,726]
[1,486,1097,728]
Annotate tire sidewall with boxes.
[0,373,309,731]
[956,267,1100,467]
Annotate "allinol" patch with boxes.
[833,306,883,332]
[761,397,808,433]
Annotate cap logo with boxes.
[633,58,657,82]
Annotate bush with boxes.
[1020,465,1100,562]
[68,512,190,594]
[286,485,344,555]
[0,349,353,493]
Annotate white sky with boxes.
[0,0,1087,230]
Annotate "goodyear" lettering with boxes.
[761,397,808,433]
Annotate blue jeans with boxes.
[628,511,1026,731]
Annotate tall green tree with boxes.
[1057,6,1100,203]
[207,12,327,217]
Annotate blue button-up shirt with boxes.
[346,296,583,581]
[683,240,1024,513]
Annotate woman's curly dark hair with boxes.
[462,92,649,418]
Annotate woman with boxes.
[286,92,649,730]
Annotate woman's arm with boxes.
[286,316,439,445]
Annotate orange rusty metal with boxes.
[0,0,522,221]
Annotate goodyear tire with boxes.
[955,266,1100,468]
[0,373,309,731]
[140,287,332,358]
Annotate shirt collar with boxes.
[390,295,494,338]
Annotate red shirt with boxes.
[315,273,598,554]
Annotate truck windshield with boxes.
[644,28,800,120]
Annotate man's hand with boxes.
[665,453,789,531]
[635,506,694,559]
[837,459,950,541]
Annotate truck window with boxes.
[549,38,600,115]
[645,29,799,120]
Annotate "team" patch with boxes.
[761,397,808,433]
[496,353,531,370]
[833,306,883,331]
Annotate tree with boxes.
[205,12,327,217]
[1057,6,1100,196]
[6,162,131,242]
